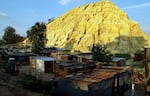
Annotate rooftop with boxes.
[67,66,129,84]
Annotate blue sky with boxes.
[0,0,150,39]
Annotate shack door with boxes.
[45,61,53,73]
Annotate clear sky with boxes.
[0,0,150,38]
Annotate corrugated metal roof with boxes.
[36,56,56,61]
[112,57,126,62]
[69,66,128,84]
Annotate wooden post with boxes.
[144,48,150,95]
[144,48,150,78]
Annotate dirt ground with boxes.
[0,55,50,96]
[0,70,49,96]
[0,86,46,96]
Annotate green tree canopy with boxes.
[48,18,55,24]
[3,26,24,44]
[91,44,112,62]
[0,40,5,46]
[27,22,46,54]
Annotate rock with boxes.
[45,0,150,54]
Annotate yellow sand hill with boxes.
[46,0,150,53]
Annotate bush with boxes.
[114,53,131,59]
[19,74,53,94]
[91,44,112,62]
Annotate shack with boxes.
[50,48,70,59]
[56,61,96,77]
[6,52,36,65]
[57,54,75,61]
[111,57,126,66]
[145,48,150,62]
[29,56,41,68]
[71,53,92,63]
[55,66,130,96]
[39,47,57,56]
[35,56,56,73]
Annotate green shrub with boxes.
[114,53,131,59]
[91,44,112,62]
[19,74,53,94]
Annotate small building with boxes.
[6,52,36,65]
[55,66,130,96]
[145,48,150,62]
[35,56,56,73]
[56,61,96,77]
[111,57,126,66]
[39,47,57,56]
[134,51,144,61]
[29,56,39,68]
[57,54,74,61]
[71,53,92,63]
